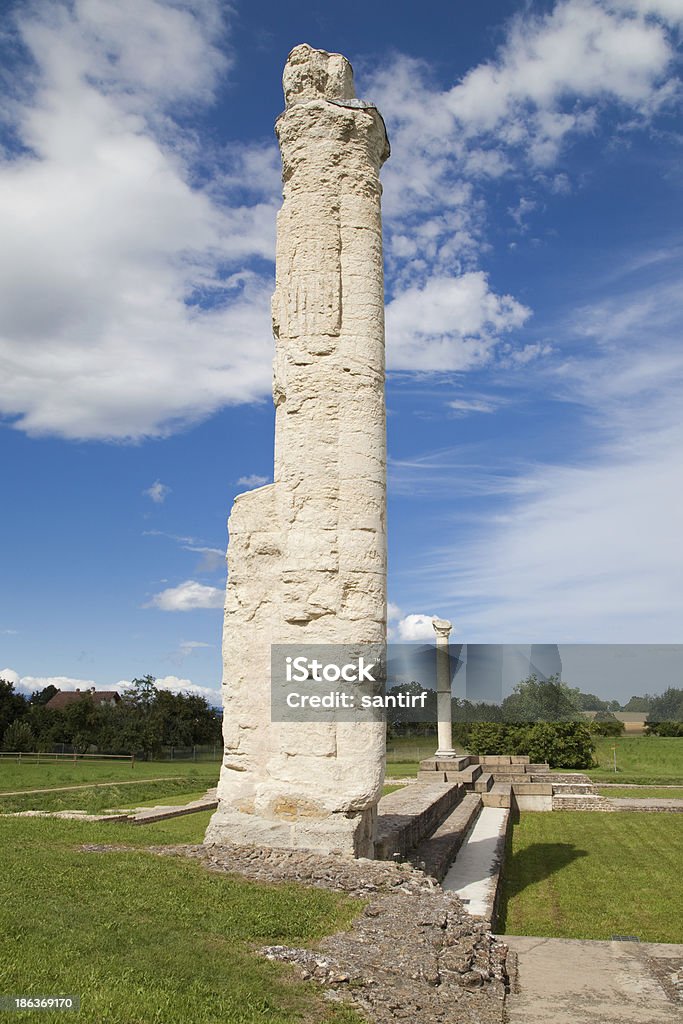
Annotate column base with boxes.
[204,804,376,858]
[434,748,457,758]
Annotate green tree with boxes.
[502,675,583,723]
[60,695,104,754]
[648,688,683,723]
[577,692,609,711]
[2,719,35,752]
[0,680,28,736]
[623,695,653,712]
[29,684,59,706]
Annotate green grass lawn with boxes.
[0,778,218,814]
[498,811,683,944]
[0,813,363,1024]
[587,736,683,784]
[0,759,220,793]
[597,786,683,799]
[381,783,406,797]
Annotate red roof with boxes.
[45,689,121,710]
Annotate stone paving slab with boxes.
[502,935,683,1023]
[442,806,508,920]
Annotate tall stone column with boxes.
[433,618,456,757]
[205,45,390,857]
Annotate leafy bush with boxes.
[646,721,683,737]
[467,720,594,768]
[588,717,625,737]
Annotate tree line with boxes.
[385,676,683,766]
[0,675,222,759]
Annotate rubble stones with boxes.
[80,842,509,1024]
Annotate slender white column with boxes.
[433,617,456,757]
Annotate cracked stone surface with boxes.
[206,44,390,857]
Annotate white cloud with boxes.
[237,474,269,488]
[1,670,98,694]
[387,602,403,622]
[116,674,221,702]
[386,272,530,371]
[0,0,277,440]
[367,0,681,297]
[393,614,438,642]
[147,579,224,611]
[0,668,21,688]
[145,674,220,702]
[143,480,171,504]
[509,197,537,230]
[1,667,219,702]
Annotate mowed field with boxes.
[0,758,221,815]
[0,812,362,1024]
[499,810,683,944]
[0,758,220,792]
[588,736,683,783]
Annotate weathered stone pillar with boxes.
[205,44,390,857]
[433,618,456,757]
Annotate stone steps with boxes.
[474,771,494,793]
[482,782,513,809]
[374,782,465,860]
[410,793,483,881]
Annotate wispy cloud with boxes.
[404,257,683,642]
[143,480,171,504]
[178,640,213,657]
[237,474,269,488]
[448,396,500,416]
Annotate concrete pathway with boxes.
[441,806,507,917]
[609,797,683,812]
[502,935,683,1023]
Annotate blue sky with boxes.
[1,0,682,703]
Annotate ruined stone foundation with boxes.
[205,44,390,856]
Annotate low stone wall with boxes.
[552,794,614,811]
[411,793,483,881]
[374,782,464,860]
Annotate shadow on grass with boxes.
[496,820,588,931]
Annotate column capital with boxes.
[432,617,452,639]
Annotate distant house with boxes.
[45,687,121,711]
